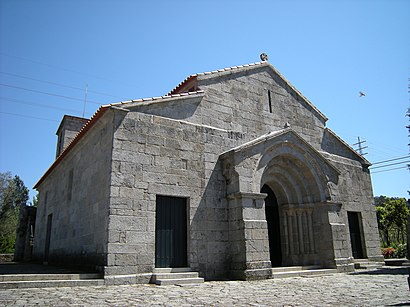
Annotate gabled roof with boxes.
[168,61,328,122]
[34,60,330,189]
[220,127,341,175]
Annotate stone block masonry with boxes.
[33,61,383,284]
[106,111,245,280]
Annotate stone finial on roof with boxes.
[260,53,268,62]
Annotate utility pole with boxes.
[353,136,368,156]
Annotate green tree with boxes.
[0,171,12,211]
[375,196,409,247]
[0,174,29,253]
[31,193,38,207]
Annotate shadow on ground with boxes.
[0,262,92,275]
[350,266,409,276]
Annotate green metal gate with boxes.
[155,195,187,268]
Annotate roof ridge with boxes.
[103,90,205,108]
[196,61,265,76]
[168,61,266,95]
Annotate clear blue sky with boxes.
[0,0,409,202]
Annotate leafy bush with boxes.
[382,244,408,259]
[392,243,407,258]
[382,247,396,258]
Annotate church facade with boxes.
[33,61,383,283]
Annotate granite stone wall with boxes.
[32,111,115,270]
[104,63,382,280]
[106,110,250,281]
[33,62,382,283]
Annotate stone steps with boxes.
[151,268,204,286]
[0,273,104,289]
[271,265,322,273]
[354,260,384,270]
[0,273,102,282]
[0,278,104,289]
[155,277,205,286]
[271,266,337,279]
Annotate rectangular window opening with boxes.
[268,90,273,113]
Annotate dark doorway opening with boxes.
[44,213,52,263]
[261,185,282,267]
[348,211,365,259]
[155,195,188,268]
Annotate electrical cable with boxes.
[0,52,137,89]
[0,96,81,113]
[371,155,410,165]
[0,71,124,99]
[0,83,102,105]
[0,111,59,122]
[370,160,410,170]
[371,166,409,174]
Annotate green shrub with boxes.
[382,247,396,258]
[392,243,407,258]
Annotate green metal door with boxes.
[348,211,364,259]
[155,196,187,268]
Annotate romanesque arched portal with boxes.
[221,128,341,279]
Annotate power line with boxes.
[0,111,59,122]
[370,160,410,170]
[0,96,81,114]
[0,83,102,105]
[371,165,409,174]
[0,52,137,89]
[371,155,410,165]
[0,71,124,99]
[367,140,408,157]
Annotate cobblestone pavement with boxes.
[0,267,408,306]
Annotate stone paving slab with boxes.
[0,267,408,306]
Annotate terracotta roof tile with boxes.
[168,62,266,95]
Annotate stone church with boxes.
[33,60,383,284]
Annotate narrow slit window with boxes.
[67,169,74,202]
[268,90,273,113]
